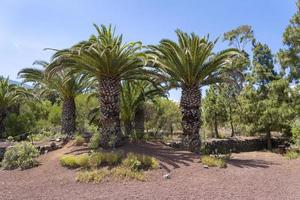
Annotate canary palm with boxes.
[47,24,145,148]
[0,77,30,138]
[147,30,239,152]
[18,61,87,135]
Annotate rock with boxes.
[55,138,61,142]
[50,142,56,148]
[163,173,171,179]
[203,165,209,169]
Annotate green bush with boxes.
[291,124,300,145]
[2,142,39,170]
[104,152,123,166]
[284,150,300,160]
[122,153,159,171]
[88,152,104,169]
[48,104,61,125]
[89,133,100,150]
[60,154,90,168]
[3,113,33,138]
[200,155,227,168]
[74,135,85,146]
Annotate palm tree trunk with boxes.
[266,130,272,150]
[0,109,7,139]
[61,97,76,136]
[98,77,122,148]
[180,85,201,152]
[134,105,145,135]
[124,120,133,136]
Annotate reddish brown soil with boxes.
[0,141,299,200]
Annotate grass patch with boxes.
[284,150,300,160]
[76,169,110,183]
[200,155,227,168]
[122,153,159,171]
[112,167,146,181]
[74,135,85,146]
[60,154,89,169]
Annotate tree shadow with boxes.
[227,158,277,168]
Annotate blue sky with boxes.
[0,0,296,101]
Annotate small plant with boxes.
[60,154,89,168]
[2,142,39,170]
[104,152,123,166]
[74,134,85,146]
[122,153,159,171]
[200,155,227,168]
[89,133,100,150]
[112,167,146,181]
[284,150,300,160]
[88,152,104,169]
[7,136,14,142]
[76,169,110,183]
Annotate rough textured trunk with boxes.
[0,109,7,139]
[124,120,133,136]
[134,105,145,135]
[98,77,122,149]
[180,85,201,153]
[61,98,76,136]
[266,130,272,150]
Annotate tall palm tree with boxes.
[18,61,87,136]
[47,24,145,148]
[0,77,30,138]
[121,80,167,135]
[147,30,239,152]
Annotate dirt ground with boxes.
[0,141,299,200]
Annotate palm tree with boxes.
[18,61,87,136]
[0,77,30,138]
[47,24,145,148]
[147,30,239,152]
[121,80,167,135]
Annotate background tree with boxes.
[147,29,239,152]
[48,24,145,148]
[278,0,300,82]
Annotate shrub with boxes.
[122,153,159,171]
[89,133,100,150]
[104,152,123,166]
[284,150,300,160]
[200,155,227,168]
[7,136,14,142]
[76,169,110,183]
[2,142,39,170]
[88,152,104,169]
[112,167,146,181]
[48,104,61,125]
[291,124,300,146]
[60,154,89,168]
[74,135,85,146]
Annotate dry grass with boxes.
[200,155,227,168]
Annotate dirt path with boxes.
[0,141,299,200]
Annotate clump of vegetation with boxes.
[200,155,227,168]
[89,133,100,150]
[122,153,159,171]
[76,169,110,183]
[60,154,89,168]
[284,150,300,160]
[2,142,39,170]
[74,134,85,146]
[112,167,146,181]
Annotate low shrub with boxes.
[88,152,104,169]
[89,133,100,150]
[60,154,89,168]
[284,150,300,160]
[74,135,85,146]
[112,167,146,181]
[200,155,227,168]
[105,152,123,166]
[122,153,159,171]
[2,142,39,170]
[76,169,110,183]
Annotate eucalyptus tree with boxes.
[147,30,239,152]
[0,77,30,138]
[121,80,167,135]
[18,61,87,136]
[47,24,145,148]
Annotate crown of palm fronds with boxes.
[147,29,240,87]
[47,24,147,81]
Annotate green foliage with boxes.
[47,104,61,125]
[200,155,227,168]
[111,167,146,181]
[284,150,300,160]
[60,154,90,169]
[2,142,39,170]
[76,169,110,183]
[122,153,159,171]
[291,122,300,145]
[74,134,85,146]
[3,113,33,138]
[89,133,100,150]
